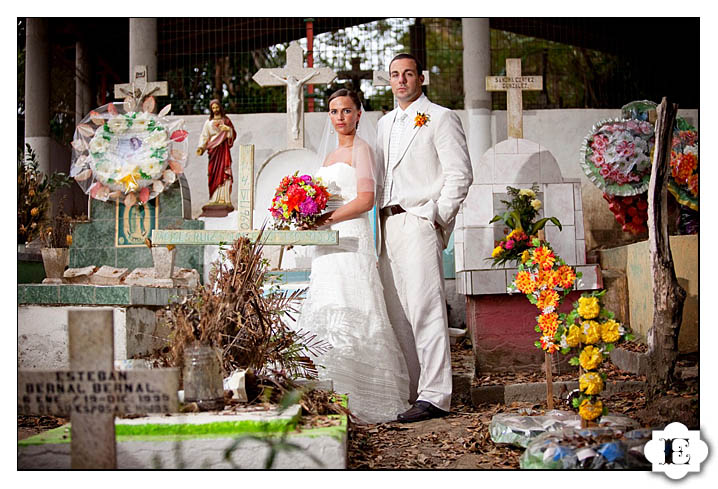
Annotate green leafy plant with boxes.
[17,144,71,245]
[488,185,562,266]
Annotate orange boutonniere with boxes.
[414,112,430,128]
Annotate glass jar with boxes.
[183,342,225,411]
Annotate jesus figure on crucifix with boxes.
[270,70,319,139]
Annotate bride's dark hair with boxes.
[327,88,362,110]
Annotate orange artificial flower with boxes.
[536,289,560,312]
[532,245,556,271]
[514,270,537,294]
[414,112,430,128]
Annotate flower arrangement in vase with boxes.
[488,185,562,267]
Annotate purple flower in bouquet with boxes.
[299,197,318,216]
[300,174,312,184]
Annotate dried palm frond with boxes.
[162,226,325,381]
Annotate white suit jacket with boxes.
[375,94,473,252]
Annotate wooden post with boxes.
[545,352,554,410]
[646,97,687,395]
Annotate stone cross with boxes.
[114,65,168,110]
[372,69,430,109]
[337,57,373,92]
[253,41,337,149]
[18,310,179,469]
[485,58,543,139]
[151,144,338,247]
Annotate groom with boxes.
[377,53,473,423]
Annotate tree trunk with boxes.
[646,97,687,398]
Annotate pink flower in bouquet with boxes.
[591,152,605,166]
[299,197,318,216]
[504,239,515,250]
[591,134,609,151]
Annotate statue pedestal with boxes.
[200,203,234,218]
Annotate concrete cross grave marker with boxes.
[485,58,543,139]
[372,68,430,109]
[114,65,168,109]
[337,57,374,93]
[18,310,179,469]
[253,41,337,149]
[150,144,339,247]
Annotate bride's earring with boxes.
[330,128,335,134]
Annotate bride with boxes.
[297,89,410,423]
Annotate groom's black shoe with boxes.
[397,401,449,423]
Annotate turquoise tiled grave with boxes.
[68,176,204,278]
[18,284,191,306]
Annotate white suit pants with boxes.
[379,212,452,412]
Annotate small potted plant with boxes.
[39,212,74,284]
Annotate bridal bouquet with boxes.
[269,172,330,229]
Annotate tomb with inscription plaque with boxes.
[454,58,602,373]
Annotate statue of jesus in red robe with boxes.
[197,99,236,217]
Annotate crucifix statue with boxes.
[485,58,543,139]
[253,41,337,149]
[114,65,168,113]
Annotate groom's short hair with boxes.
[389,53,424,76]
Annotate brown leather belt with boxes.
[380,205,406,217]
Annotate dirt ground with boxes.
[18,342,699,470]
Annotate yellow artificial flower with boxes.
[491,245,504,258]
[521,250,531,263]
[532,245,556,271]
[579,345,603,370]
[30,207,39,217]
[538,312,559,336]
[514,270,537,294]
[577,296,600,319]
[557,265,577,289]
[566,324,582,347]
[601,319,622,343]
[579,372,604,395]
[578,398,604,421]
[536,289,560,312]
[530,199,542,211]
[582,320,602,345]
[519,188,536,198]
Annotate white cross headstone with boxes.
[253,41,337,149]
[151,144,339,247]
[18,310,179,469]
[485,58,543,139]
[372,69,430,109]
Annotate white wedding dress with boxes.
[297,162,411,423]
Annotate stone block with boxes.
[545,225,576,265]
[462,185,494,227]
[493,153,540,184]
[462,227,496,270]
[495,138,518,154]
[173,267,200,289]
[538,150,563,183]
[609,347,649,376]
[471,385,505,405]
[63,266,97,284]
[544,183,575,227]
[475,148,494,184]
[90,265,130,285]
[471,269,506,295]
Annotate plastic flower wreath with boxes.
[508,239,579,354]
[488,185,562,267]
[560,290,635,423]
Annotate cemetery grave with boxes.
[20,21,699,471]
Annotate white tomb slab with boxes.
[455,137,595,295]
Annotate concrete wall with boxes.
[599,234,698,353]
[173,108,698,250]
